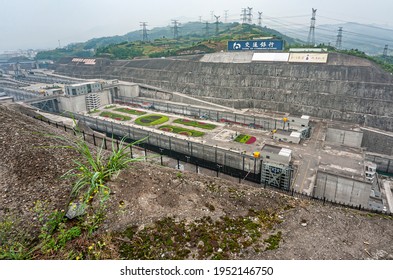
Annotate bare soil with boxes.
[1,103,393,260]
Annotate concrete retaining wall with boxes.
[326,128,363,147]
[365,153,393,174]
[54,53,393,131]
[361,128,393,155]
[314,170,372,207]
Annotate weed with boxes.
[0,216,32,260]
[264,231,282,250]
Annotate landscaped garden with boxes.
[99,111,131,121]
[159,125,205,137]
[114,107,146,116]
[104,105,117,109]
[173,118,216,130]
[135,114,169,126]
[234,134,257,144]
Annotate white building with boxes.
[65,81,103,96]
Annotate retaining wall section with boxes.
[54,53,393,131]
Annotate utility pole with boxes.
[241,8,247,24]
[224,10,229,23]
[204,21,210,37]
[335,27,343,50]
[247,7,253,24]
[171,20,180,40]
[199,16,202,23]
[383,44,389,57]
[258,12,263,27]
[140,22,149,42]
[307,8,317,46]
[214,15,220,35]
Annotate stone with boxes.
[66,202,86,219]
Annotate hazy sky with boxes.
[1,0,393,51]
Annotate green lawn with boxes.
[114,108,146,116]
[173,118,216,130]
[99,111,131,121]
[159,125,205,137]
[135,114,169,126]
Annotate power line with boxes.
[336,27,343,49]
[307,8,317,46]
[241,8,247,24]
[140,22,149,42]
[383,44,389,57]
[247,7,253,24]
[224,10,229,23]
[258,12,263,27]
[204,21,210,37]
[214,15,220,35]
[171,20,180,40]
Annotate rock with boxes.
[66,202,86,219]
[301,223,307,227]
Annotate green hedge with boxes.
[135,114,169,126]
[114,108,146,116]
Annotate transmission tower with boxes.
[258,12,263,27]
[307,8,317,46]
[335,27,343,49]
[214,15,220,35]
[210,11,214,21]
[171,20,180,40]
[241,8,247,24]
[224,10,229,23]
[140,22,149,42]
[383,44,389,57]
[204,21,210,37]
[247,7,253,24]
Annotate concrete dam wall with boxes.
[54,53,393,131]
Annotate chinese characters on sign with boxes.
[228,40,284,51]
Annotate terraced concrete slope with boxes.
[55,53,393,131]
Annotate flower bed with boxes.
[114,108,146,116]
[99,111,131,121]
[135,114,169,126]
[173,118,216,130]
[159,125,205,137]
[234,134,257,145]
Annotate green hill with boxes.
[36,22,303,61]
